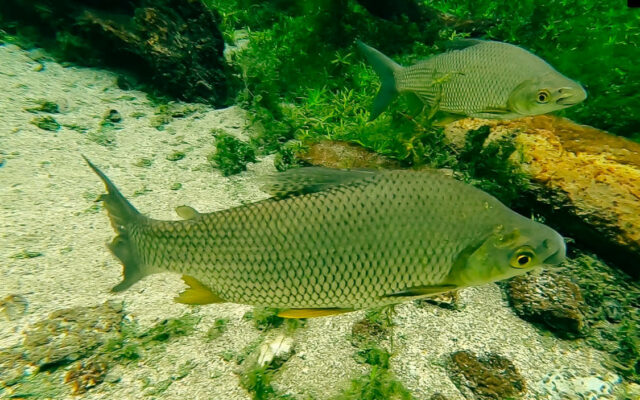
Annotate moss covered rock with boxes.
[505,270,588,339]
[0,0,228,105]
[448,350,526,400]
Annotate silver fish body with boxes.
[87,160,566,317]
[359,40,587,121]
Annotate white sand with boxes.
[0,43,627,399]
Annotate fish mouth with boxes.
[543,248,566,266]
[556,87,587,106]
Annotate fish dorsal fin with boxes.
[175,275,226,305]
[445,39,486,51]
[384,284,457,298]
[277,308,354,319]
[175,205,200,220]
[261,167,377,198]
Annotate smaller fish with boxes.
[358,39,587,122]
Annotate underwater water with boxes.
[1,0,639,399]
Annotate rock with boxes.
[541,370,621,400]
[448,350,526,400]
[297,140,401,169]
[22,301,124,367]
[446,115,640,277]
[64,359,109,395]
[0,294,28,321]
[414,290,461,311]
[505,270,588,338]
[0,0,228,105]
[256,335,295,367]
[0,347,35,387]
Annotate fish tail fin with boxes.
[83,155,148,292]
[357,40,402,121]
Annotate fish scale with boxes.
[86,158,567,316]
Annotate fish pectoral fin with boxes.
[384,284,458,298]
[175,275,226,305]
[175,205,200,220]
[261,167,378,198]
[431,111,465,126]
[277,308,354,319]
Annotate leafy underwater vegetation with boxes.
[208,0,640,166]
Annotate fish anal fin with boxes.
[176,205,200,220]
[385,284,457,298]
[277,308,354,319]
[175,275,226,305]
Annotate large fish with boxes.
[85,157,566,318]
[358,39,587,122]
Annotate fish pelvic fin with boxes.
[357,41,402,121]
[384,284,458,298]
[175,275,226,305]
[83,156,147,292]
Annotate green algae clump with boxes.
[209,133,257,176]
[31,115,60,131]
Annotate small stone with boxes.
[429,394,450,400]
[0,294,28,321]
[257,335,294,367]
[505,270,588,338]
[414,290,460,310]
[166,151,186,161]
[104,109,122,123]
[448,350,526,400]
[32,63,44,72]
[170,182,182,191]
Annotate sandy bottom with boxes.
[0,44,625,399]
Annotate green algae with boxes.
[31,115,60,131]
[206,318,229,341]
[337,305,412,400]
[25,100,59,113]
[244,307,285,331]
[166,150,186,161]
[210,133,257,176]
[135,157,154,167]
[11,249,43,259]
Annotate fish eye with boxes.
[510,247,535,269]
[536,90,550,104]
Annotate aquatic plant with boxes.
[31,115,60,131]
[206,318,230,341]
[209,133,257,176]
[338,306,412,400]
[243,307,285,331]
